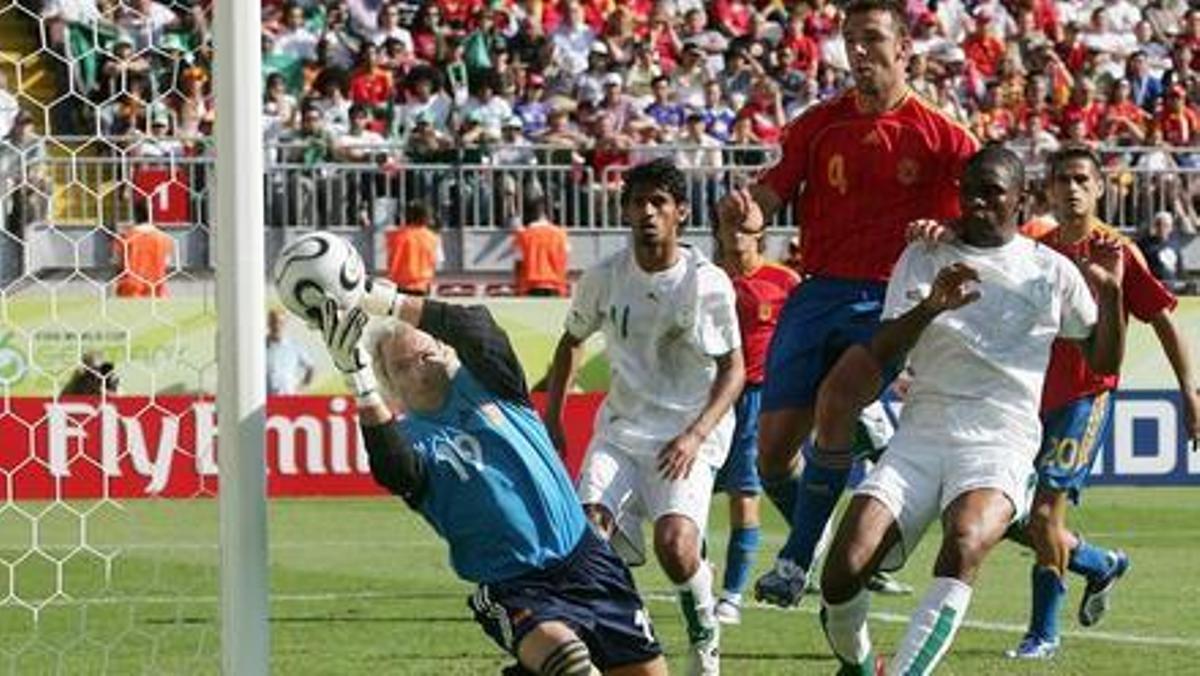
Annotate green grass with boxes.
[1,488,1198,674]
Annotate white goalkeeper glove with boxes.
[320,298,383,409]
[360,276,402,318]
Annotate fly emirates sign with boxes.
[2,392,1195,500]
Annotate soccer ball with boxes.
[273,232,367,326]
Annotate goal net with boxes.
[1,1,221,671]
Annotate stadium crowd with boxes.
[2,1,1199,248]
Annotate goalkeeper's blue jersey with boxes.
[397,367,587,584]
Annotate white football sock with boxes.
[677,561,718,646]
[821,588,873,665]
[889,577,972,676]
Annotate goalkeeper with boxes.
[316,281,665,676]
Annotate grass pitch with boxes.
[1,487,1197,674]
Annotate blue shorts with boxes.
[715,385,763,495]
[1035,391,1114,503]
[761,277,895,412]
[469,529,662,670]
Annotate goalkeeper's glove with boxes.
[360,276,403,318]
[320,298,384,409]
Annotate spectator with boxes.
[624,43,663,102]
[348,42,393,129]
[369,2,414,53]
[963,9,1006,79]
[1,112,47,236]
[1158,85,1200,158]
[514,72,550,135]
[265,308,315,395]
[0,72,18,141]
[699,79,736,142]
[512,196,570,296]
[673,42,711,107]
[318,2,362,71]
[574,42,612,106]
[274,2,320,62]
[393,66,452,140]
[1128,50,1165,111]
[597,73,634,131]
[1100,79,1148,144]
[1137,212,1186,291]
[385,200,442,296]
[313,69,353,137]
[112,204,174,298]
[61,352,119,396]
[462,72,513,138]
[737,77,785,144]
[645,76,685,129]
[551,0,595,77]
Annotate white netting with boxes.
[0,1,218,672]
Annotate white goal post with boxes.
[214,0,270,674]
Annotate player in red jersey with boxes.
[709,194,800,624]
[716,0,978,606]
[1007,145,1200,659]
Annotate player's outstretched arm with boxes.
[320,299,427,506]
[1148,310,1200,447]
[543,332,586,456]
[870,262,982,367]
[360,277,424,325]
[1076,235,1126,376]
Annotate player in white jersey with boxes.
[545,159,744,676]
[815,145,1127,676]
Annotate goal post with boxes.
[213,0,270,674]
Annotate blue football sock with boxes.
[779,456,850,569]
[762,473,801,527]
[722,526,761,597]
[1029,565,1066,641]
[1068,540,1115,580]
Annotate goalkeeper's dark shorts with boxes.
[468,529,662,670]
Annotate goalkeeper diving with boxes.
[313,278,666,676]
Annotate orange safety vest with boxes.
[386,225,440,294]
[114,225,173,298]
[514,223,569,296]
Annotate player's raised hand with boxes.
[657,429,703,481]
[716,188,763,232]
[360,277,401,317]
[321,298,371,374]
[925,262,981,312]
[1079,233,1126,290]
[906,219,957,245]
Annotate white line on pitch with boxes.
[27,590,1199,651]
[640,592,1200,650]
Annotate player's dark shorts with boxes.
[761,277,898,412]
[715,384,762,495]
[468,528,662,670]
[1035,390,1114,503]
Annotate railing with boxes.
[4,139,1200,233]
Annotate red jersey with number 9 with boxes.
[759,90,978,282]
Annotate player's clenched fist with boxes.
[924,262,982,313]
[716,188,764,233]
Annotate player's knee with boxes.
[538,639,597,676]
[937,522,991,579]
[653,517,700,578]
[821,540,872,601]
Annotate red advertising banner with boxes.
[0,394,601,501]
[131,167,191,226]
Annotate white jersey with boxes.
[883,237,1097,457]
[566,245,740,462]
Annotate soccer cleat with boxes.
[714,598,742,625]
[1079,549,1131,627]
[866,571,914,596]
[754,558,808,607]
[1004,634,1060,660]
[687,625,721,676]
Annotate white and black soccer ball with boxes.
[273,232,367,326]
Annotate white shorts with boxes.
[855,436,1037,571]
[576,438,719,566]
